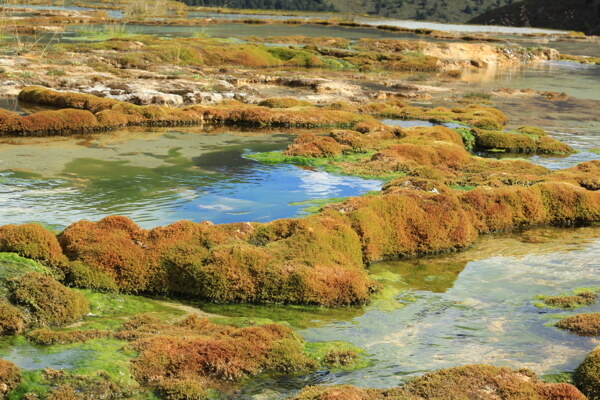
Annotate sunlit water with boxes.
[225,227,600,398]
[457,61,600,169]
[0,128,381,229]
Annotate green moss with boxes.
[77,290,186,330]
[7,370,48,400]
[3,336,145,399]
[305,341,369,371]
[542,372,574,384]
[455,128,476,151]
[248,150,397,180]
[197,301,362,330]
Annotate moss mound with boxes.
[556,313,600,336]
[574,347,600,400]
[9,272,89,326]
[0,223,65,266]
[284,134,345,157]
[122,315,317,392]
[472,127,574,154]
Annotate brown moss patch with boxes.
[284,134,345,157]
[9,272,89,326]
[292,365,586,400]
[58,215,150,293]
[0,302,25,336]
[125,315,317,388]
[555,313,600,336]
[539,292,597,309]
[0,223,65,266]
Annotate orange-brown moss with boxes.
[329,130,371,152]
[575,347,600,400]
[555,313,600,336]
[402,365,585,400]
[6,87,377,136]
[283,134,345,157]
[9,272,89,326]
[58,216,150,293]
[0,302,25,336]
[3,170,598,308]
[547,161,600,191]
[291,365,586,400]
[0,359,21,399]
[127,315,317,386]
[0,223,65,266]
[358,102,508,130]
[45,386,82,400]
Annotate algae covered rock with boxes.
[575,347,600,400]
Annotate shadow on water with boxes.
[0,128,381,229]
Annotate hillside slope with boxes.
[470,0,600,35]
[180,0,517,23]
[329,0,517,22]
[180,0,335,12]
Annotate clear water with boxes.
[462,61,600,102]
[0,128,381,229]
[227,227,600,398]
[458,61,600,169]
